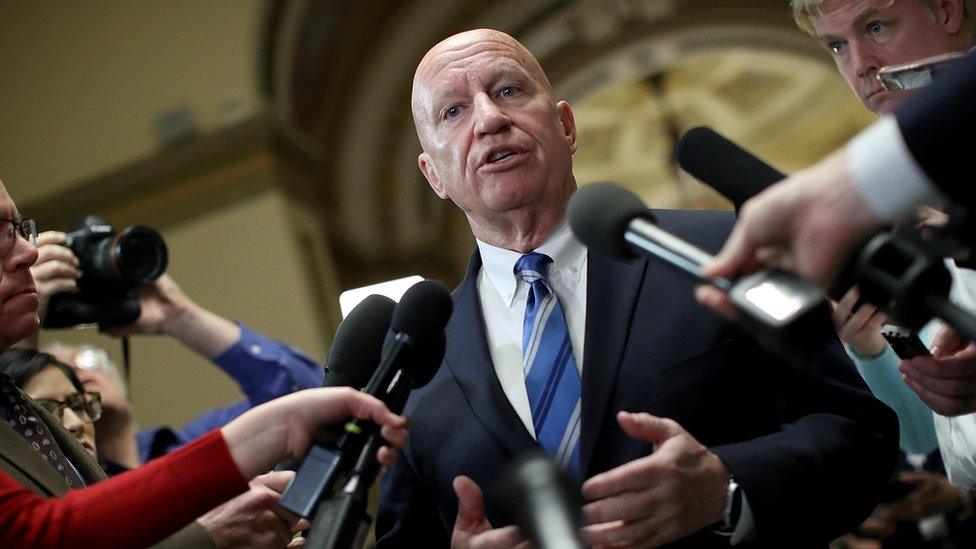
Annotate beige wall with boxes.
[0,0,263,203]
[38,188,327,428]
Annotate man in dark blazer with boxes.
[377,28,898,547]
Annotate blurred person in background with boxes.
[0,348,100,458]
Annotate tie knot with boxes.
[515,252,553,284]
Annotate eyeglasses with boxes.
[34,392,102,424]
[0,218,37,258]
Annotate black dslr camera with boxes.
[44,216,169,328]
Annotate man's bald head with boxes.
[407,28,579,252]
[411,29,552,143]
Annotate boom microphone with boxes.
[675,126,784,211]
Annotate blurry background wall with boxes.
[2,0,964,428]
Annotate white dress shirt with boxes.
[476,220,587,438]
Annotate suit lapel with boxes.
[444,250,537,459]
[0,419,70,496]
[579,252,647,475]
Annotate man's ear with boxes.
[937,0,966,34]
[419,152,448,199]
[556,101,579,155]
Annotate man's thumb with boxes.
[453,475,487,529]
[617,411,680,447]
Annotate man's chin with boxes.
[870,91,909,115]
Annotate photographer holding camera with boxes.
[25,225,324,473]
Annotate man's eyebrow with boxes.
[852,7,882,29]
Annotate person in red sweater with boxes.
[0,177,409,548]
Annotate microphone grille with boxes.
[568,182,655,260]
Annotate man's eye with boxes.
[444,105,461,119]
[868,21,885,35]
[499,86,518,97]
[829,41,845,54]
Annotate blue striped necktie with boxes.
[515,252,581,476]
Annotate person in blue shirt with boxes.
[30,230,323,472]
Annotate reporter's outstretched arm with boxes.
[0,387,407,549]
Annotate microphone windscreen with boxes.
[568,182,655,260]
[390,279,453,344]
[323,294,396,389]
[494,450,585,549]
[675,126,785,211]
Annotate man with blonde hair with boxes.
[791,0,973,114]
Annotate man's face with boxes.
[0,181,39,349]
[413,31,578,231]
[811,0,965,113]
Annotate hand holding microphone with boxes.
[567,182,832,358]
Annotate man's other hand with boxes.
[581,412,730,547]
[450,475,526,549]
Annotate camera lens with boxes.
[114,227,168,283]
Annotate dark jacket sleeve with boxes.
[376,445,451,548]
[711,341,899,545]
[895,51,976,211]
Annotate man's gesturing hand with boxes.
[450,476,526,549]
[581,412,731,547]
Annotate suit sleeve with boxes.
[894,52,976,209]
[376,446,450,548]
[710,341,899,544]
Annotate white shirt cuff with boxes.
[846,116,942,222]
[730,489,756,544]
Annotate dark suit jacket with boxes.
[896,51,975,214]
[377,209,898,548]
[0,393,214,548]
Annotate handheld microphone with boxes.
[322,294,398,389]
[568,182,831,358]
[304,280,452,549]
[278,294,395,502]
[494,451,585,549]
[674,126,976,339]
[675,126,784,212]
[281,280,453,519]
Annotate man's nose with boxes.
[473,93,511,136]
[62,407,86,436]
[850,43,880,78]
[4,235,38,272]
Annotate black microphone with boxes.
[494,451,585,549]
[305,280,452,549]
[281,280,453,519]
[675,126,784,212]
[322,294,398,389]
[674,127,976,338]
[277,294,395,497]
[568,182,831,358]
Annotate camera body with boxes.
[44,216,168,328]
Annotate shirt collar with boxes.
[477,219,587,307]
